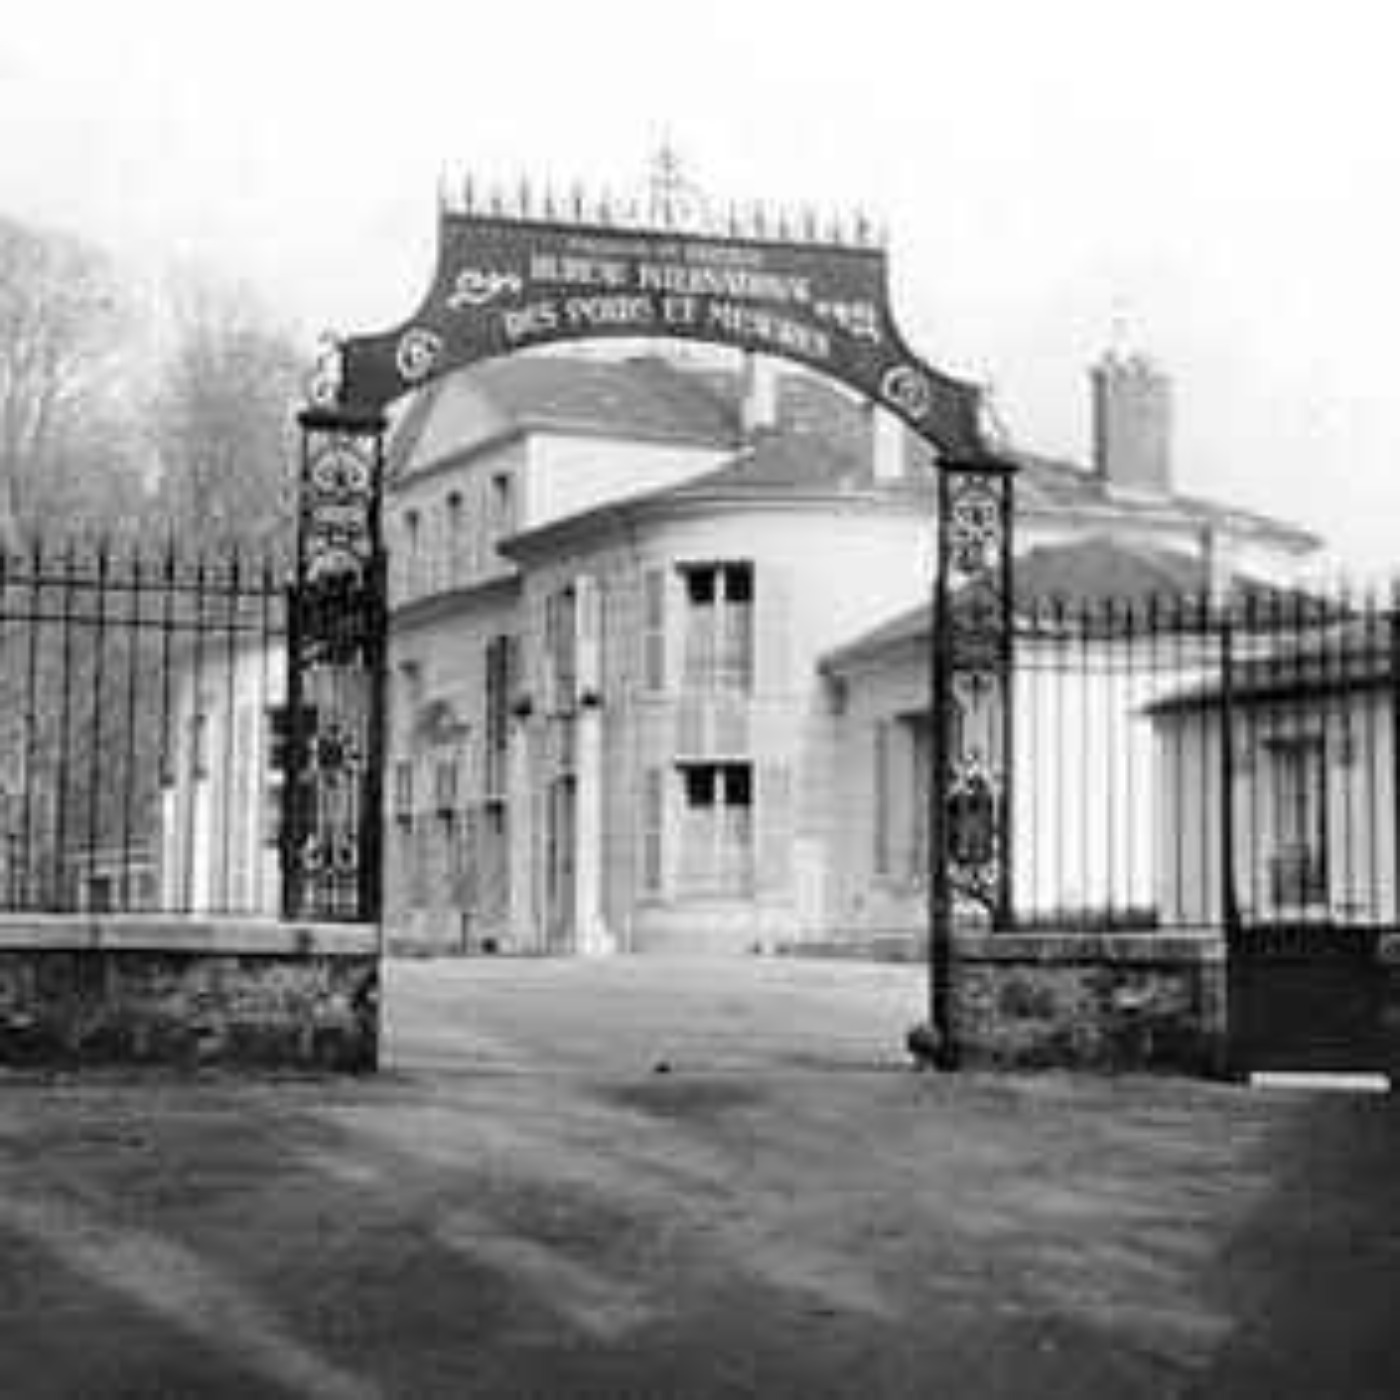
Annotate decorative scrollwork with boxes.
[396,327,443,383]
[309,446,371,496]
[880,363,933,421]
[447,267,524,310]
[302,437,375,588]
[947,483,1004,578]
[332,837,360,876]
[306,332,344,407]
[312,721,363,778]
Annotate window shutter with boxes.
[641,766,666,896]
[484,636,516,799]
[872,722,891,876]
[576,575,601,696]
[642,568,667,694]
[912,721,931,885]
[756,762,793,894]
[889,724,918,883]
[537,592,555,714]
[754,563,792,696]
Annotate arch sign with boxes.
[317,195,986,459]
[295,186,1013,1074]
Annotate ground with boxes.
[1,956,1397,1400]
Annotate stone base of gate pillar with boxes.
[0,916,380,1072]
[947,929,1228,1076]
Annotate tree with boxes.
[148,274,305,554]
[0,215,131,542]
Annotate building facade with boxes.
[376,348,1323,954]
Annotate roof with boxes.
[663,428,890,496]
[473,354,742,441]
[389,354,742,475]
[499,428,910,561]
[819,537,1307,673]
[394,354,1322,555]
[1148,620,1393,716]
[1006,449,1321,552]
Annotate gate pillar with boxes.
[282,405,388,924]
[927,459,1016,1068]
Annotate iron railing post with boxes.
[1390,584,1400,928]
[1219,601,1240,934]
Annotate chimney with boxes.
[741,352,778,437]
[1091,351,1172,495]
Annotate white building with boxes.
[375,348,1322,953]
[1149,622,1396,929]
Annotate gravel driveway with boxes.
[0,954,1395,1399]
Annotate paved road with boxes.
[0,955,1396,1399]
[384,953,927,1076]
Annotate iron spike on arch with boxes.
[330,178,992,461]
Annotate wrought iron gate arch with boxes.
[288,188,1015,1069]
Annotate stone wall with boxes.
[951,930,1228,1074]
[0,916,380,1071]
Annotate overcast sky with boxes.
[3,0,1397,571]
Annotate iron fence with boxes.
[1011,586,1398,933]
[0,541,286,916]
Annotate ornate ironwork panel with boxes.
[283,409,387,922]
[937,465,1015,918]
[928,461,1015,1066]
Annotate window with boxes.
[397,661,424,743]
[680,562,753,692]
[190,710,210,780]
[403,509,421,596]
[484,635,517,797]
[872,716,929,885]
[872,721,890,876]
[410,822,431,907]
[642,569,667,693]
[677,762,753,896]
[1268,735,1327,906]
[434,757,460,817]
[642,767,665,895]
[910,720,931,882]
[490,472,516,547]
[393,761,415,822]
[544,587,577,712]
[88,875,113,914]
[445,492,465,587]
